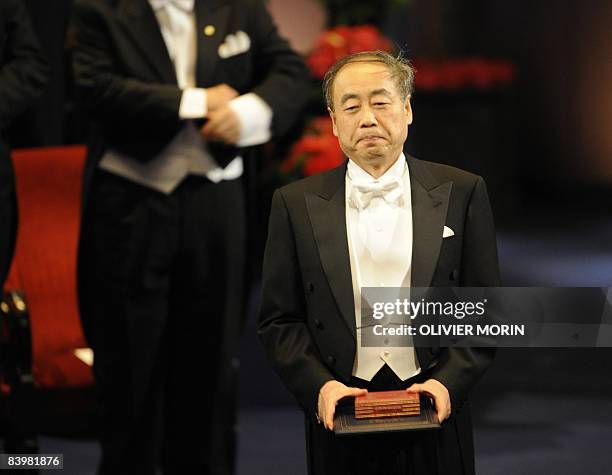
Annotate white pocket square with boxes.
[443,226,455,238]
[218,31,251,59]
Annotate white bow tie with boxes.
[349,177,404,210]
[149,0,194,12]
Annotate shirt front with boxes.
[99,0,272,193]
[346,153,421,381]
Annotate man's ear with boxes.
[328,108,338,137]
[405,95,413,125]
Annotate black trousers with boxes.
[306,365,469,475]
[79,170,246,475]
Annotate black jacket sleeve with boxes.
[258,190,335,416]
[246,0,311,138]
[0,0,48,131]
[71,0,183,159]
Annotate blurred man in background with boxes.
[72,0,309,473]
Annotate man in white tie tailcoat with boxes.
[71,0,309,473]
[259,51,500,475]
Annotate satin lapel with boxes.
[118,0,177,83]
[409,159,453,287]
[305,168,356,339]
[194,0,230,86]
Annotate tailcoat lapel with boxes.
[118,0,177,83]
[408,157,453,287]
[305,165,356,339]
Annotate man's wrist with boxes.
[178,87,208,119]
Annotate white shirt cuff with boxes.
[179,88,208,119]
[228,93,273,147]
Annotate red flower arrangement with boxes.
[412,58,516,91]
[281,116,345,177]
[305,25,515,91]
[307,25,393,79]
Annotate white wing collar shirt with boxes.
[346,153,421,381]
[99,0,273,194]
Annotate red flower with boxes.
[348,25,389,53]
[306,25,393,79]
[303,150,344,176]
[282,117,344,177]
[309,116,335,134]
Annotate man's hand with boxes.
[406,378,451,423]
[206,83,238,111]
[200,105,240,144]
[317,380,367,431]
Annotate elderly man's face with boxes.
[329,61,413,176]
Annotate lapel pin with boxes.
[204,25,215,36]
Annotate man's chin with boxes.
[363,148,387,161]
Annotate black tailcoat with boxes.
[259,156,500,474]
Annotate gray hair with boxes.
[322,50,415,111]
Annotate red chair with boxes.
[1,146,93,450]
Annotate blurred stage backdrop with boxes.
[3,1,612,474]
